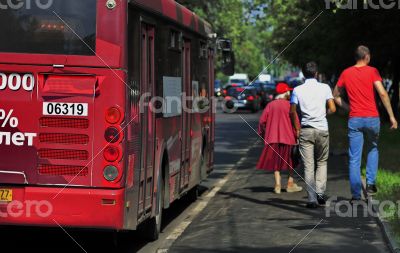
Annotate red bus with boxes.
[0,0,233,240]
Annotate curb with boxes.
[378,216,400,253]
[362,181,400,253]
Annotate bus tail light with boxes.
[203,116,212,124]
[104,146,120,162]
[105,107,121,124]
[247,96,255,101]
[103,166,119,182]
[104,127,120,143]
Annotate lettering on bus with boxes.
[0,132,36,146]
[0,73,35,92]
[0,109,37,147]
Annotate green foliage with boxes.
[368,168,400,240]
[265,1,400,77]
[178,0,400,117]
[176,0,268,79]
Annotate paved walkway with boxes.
[169,139,390,252]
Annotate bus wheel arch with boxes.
[141,149,168,241]
[161,150,170,209]
[202,135,207,156]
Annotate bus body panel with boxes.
[0,65,128,230]
[0,186,125,229]
[131,0,212,37]
[0,64,126,188]
[0,0,215,232]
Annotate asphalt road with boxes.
[0,108,391,253]
[168,110,390,253]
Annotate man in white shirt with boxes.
[290,62,336,208]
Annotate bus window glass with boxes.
[0,0,97,55]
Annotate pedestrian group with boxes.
[257,45,398,208]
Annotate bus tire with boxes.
[186,185,199,203]
[142,167,165,241]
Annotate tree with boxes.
[265,0,400,116]
[177,0,267,79]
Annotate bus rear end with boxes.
[0,0,130,230]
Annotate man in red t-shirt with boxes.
[333,45,398,201]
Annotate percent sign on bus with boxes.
[0,109,19,128]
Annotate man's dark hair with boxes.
[355,45,370,61]
[302,62,318,79]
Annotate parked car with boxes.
[228,73,249,86]
[229,79,248,86]
[214,80,222,97]
[258,74,273,83]
[224,86,261,113]
[252,81,264,93]
[222,82,244,97]
[250,81,277,107]
[262,81,277,105]
[251,81,267,107]
[288,77,303,88]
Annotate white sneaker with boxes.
[286,183,303,193]
[274,185,282,194]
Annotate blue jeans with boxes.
[348,117,380,199]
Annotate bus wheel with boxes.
[200,143,207,179]
[142,170,164,241]
[187,185,199,203]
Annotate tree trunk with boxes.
[390,69,400,119]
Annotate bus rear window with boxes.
[0,0,97,56]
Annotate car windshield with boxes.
[252,82,262,88]
[0,0,97,55]
[230,79,247,85]
[227,87,254,97]
[263,83,276,90]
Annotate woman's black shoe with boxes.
[366,184,378,195]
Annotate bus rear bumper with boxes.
[0,186,125,230]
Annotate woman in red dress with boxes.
[257,83,303,194]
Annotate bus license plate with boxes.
[43,102,88,117]
[0,189,12,202]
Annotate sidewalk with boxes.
[169,142,390,253]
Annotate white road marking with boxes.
[165,172,232,241]
[156,249,169,253]
[214,148,250,153]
